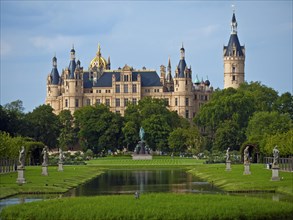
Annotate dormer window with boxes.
[124,75,129,81]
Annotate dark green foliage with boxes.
[74,104,123,154]
[25,105,60,148]
[58,110,78,150]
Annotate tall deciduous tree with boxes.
[25,105,60,148]
[74,104,123,154]
[58,110,77,150]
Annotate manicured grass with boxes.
[0,166,104,199]
[1,193,293,220]
[87,156,205,167]
[188,163,293,195]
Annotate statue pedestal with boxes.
[132,154,152,160]
[16,167,26,184]
[271,166,280,181]
[58,162,63,172]
[42,166,48,176]
[243,163,251,175]
[226,161,231,171]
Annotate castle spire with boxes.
[231,6,238,34]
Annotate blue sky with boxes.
[1,1,292,112]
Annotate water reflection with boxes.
[65,169,220,196]
[0,194,58,212]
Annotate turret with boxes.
[166,57,173,83]
[46,55,61,113]
[69,45,76,79]
[223,10,245,89]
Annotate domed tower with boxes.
[174,44,192,92]
[89,43,109,82]
[223,10,245,89]
[46,56,61,112]
[173,44,193,119]
[62,46,83,113]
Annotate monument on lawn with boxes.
[271,145,280,181]
[16,146,26,184]
[132,127,152,160]
[41,146,49,176]
[58,148,64,171]
[243,146,251,175]
[225,147,231,171]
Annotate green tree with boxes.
[185,126,204,155]
[168,128,188,152]
[122,121,140,151]
[74,104,123,154]
[263,129,293,156]
[213,120,245,151]
[273,92,293,120]
[25,105,60,148]
[142,114,171,152]
[246,111,292,154]
[58,110,77,150]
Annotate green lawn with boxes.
[1,193,292,220]
[0,165,104,199]
[188,163,293,195]
[87,156,205,167]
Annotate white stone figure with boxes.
[226,147,230,161]
[19,146,25,168]
[59,148,64,163]
[42,146,49,166]
[273,145,279,166]
[243,146,249,164]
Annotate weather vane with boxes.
[232,4,235,13]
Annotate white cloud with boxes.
[0,40,12,57]
[30,35,82,52]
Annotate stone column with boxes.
[42,165,48,176]
[226,160,231,171]
[243,162,251,175]
[58,162,63,172]
[16,166,26,184]
[271,165,280,181]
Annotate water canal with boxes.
[1,168,292,211]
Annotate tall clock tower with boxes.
[223,11,245,89]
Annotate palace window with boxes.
[165,98,169,106]
[96,99,100,105]
[124,75,129,82]
[175,98,178,106]
[232,75,236,81]
[124,84,128,93]
[124,98,128,106]
[116,98,120,107]
[75,99,79,107]
[185,98,189,106]
[65,99,68,107]
[106,99,110,107]
[132,84,137,93]
[86,99,91,106]
[115,85,120,93]
[232,65,236,73]
[132,98,137,105]
[185,110,189,119]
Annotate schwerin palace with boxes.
[46,12,245,120]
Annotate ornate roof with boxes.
[90,43,108,69]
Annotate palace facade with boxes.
[46,12,245,119]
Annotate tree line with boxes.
[1,82,292,160]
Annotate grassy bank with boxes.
[0,166,104,199]
[87,156,205,167]
[189,163,293,195]
[1,193,293,220]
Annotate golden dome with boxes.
[90,44,108,69]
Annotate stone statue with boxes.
[226,147,230,161]
[139,127,145,141]
[19,146,25,168]
[243,146,249,164]
[273,145,279,166]
[58,148,64,163]
[42,146,49,166]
